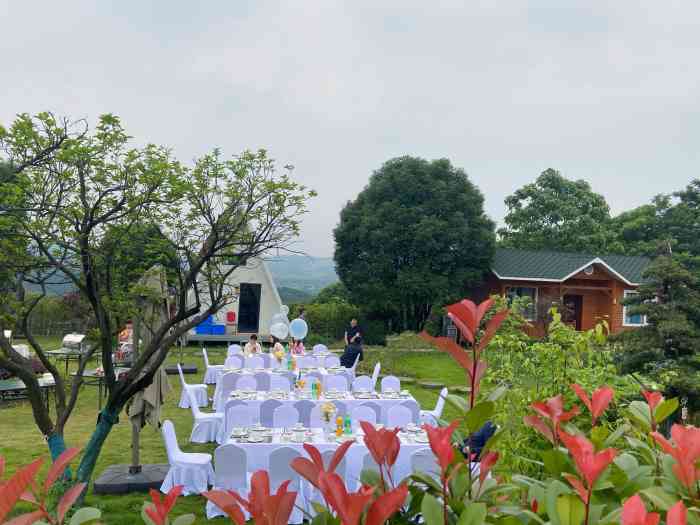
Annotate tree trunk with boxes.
[75,406,120,485]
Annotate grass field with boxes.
[0,334,462,524]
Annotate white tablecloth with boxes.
[223,391,420,424]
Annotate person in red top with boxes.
[290,338,305,356]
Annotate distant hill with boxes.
[266,255,338,297]
[277,286,315,305]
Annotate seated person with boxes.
[243,334,262,356]
[290,338,305,356]
[340,318,363,368]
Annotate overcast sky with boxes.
[2,1,699,256]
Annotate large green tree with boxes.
[334,156,495,331]
[499,168,621,253]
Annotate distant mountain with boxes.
[277,286,315,305]
[266,255,338,297]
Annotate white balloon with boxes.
[288,318,308,340]
[270,322,289,340]
[271,313,289,326]
[280,305,289,316]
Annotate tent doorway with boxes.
[238,283,261,333]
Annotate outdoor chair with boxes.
[308,405,323,428]
[386,404,412,429]
[245,356,265,369]
[269,374,291,391]
[227,344,242,357]
[214,372,240,412]
[357,401,381,425]
[177,363,208,409]
[352,376,372,392]
[296,356,317,369]
[234,375,258,391]
[312,344,328,355]
[218,400,255,444]
[186,389,223,443]
[323,355,341,368]
[381,375,401,393]
[272,405,300,428]
[324,374,349,392]
[260,399,283,427]
[268,447,304,523]
[401,399,421,424]
[421,387,448,425]
[254,372,270,391]
[160,420,214,495]
[224,355,244,369]
[370,363,381,391]
[351,405,377,430]
[203,348,224,384]
[206,443,250,519]
[294,400,315,427]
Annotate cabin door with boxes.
[562,294,583,331]
[238,283,261,333]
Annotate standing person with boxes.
[290,337,305,356]
[244,334,262,356]
[298,306,306,320]
[340,318,363,368]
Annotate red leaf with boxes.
[45,447,80,492]
[563,473,589,504]
[475,298,495,327]
[162,484,183,517]
[302,443,324,470]
[477,309,509,351]
[622,494,660,525]
[447,312,474,344]
[642,391,663,413]
[479,451,499,483]
[559,431,617,487]
[328,439,353,473]
[667,501,688,525]
[202,490,246,525]
[291,457,321,489]
[0,457,43,524]
[447,300,477,338]
[591,386,614,421]
[57,482,86,523]
[365,485,408,525]
[530,499,538,513]
[3,509,47,525]
[145,504,163,525]
[442,339,474,373]
[523,415,554,444]
[570,384,592,413]
[423,422,459,472]
[0,457,4,478]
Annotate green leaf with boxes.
[141,502,157,525]
[360,468,382,487]
[311,510,331,525]
[482,428,505,454]
[69,507,102,525]
[627,401,652,432]
[590,425,610,449]
[556,494,586,525]
[421,494,444,525]
[603,423,629,448]
[487,385,508,402]
[411,472,443,493]
[640,487,678,511]
[464,401,495,433]
[541,449,571,477]
[446,394,470,413]
[545,480,571,525]
[172,515,196,525]
[654,398,679,424]
[458,502,487,525]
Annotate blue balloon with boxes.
[288,318,308,340]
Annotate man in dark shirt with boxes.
[340,318,363,368]
[462,421,496,461]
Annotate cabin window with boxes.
[505,286,537,321]
[623,290,647,327]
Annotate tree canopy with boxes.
[499,168,621,253]
[334,156,495,331]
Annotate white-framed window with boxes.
[623,290,647,327]
[505,286,538,321]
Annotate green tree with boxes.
[0,113,314,485]
[334,156,495,331]
[611,197,671,256]
[499,168,621,253]
[314,281,351,304]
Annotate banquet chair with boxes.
[246,356,264,369]
[371,363,381,391]
[218,400,254,444]
[260,353,272,368]
[332,401,348,417]
[351,405,377,430]
[269,447,304,523]
[352,376,372,392]
[160,420,214,496]
[296,356,317,369]
[260,399,283,427]
[324,355,341,368]
[401,399,421,424]
[177,363,208,409]
[294,400,315,427]
[215,372,240,411]
[203,348,225,384]
[421,387,448,425]
[381,375,401,393]
[227,344,242,357]
[312,344,328,355]
[186,389,224,443]
[273,405,300,428]
[325,374,349,392]
[254,372,271,391]
[224,355,244,369]
[269,374,291,391]
[411,449,441,480]
[235,375,258,391]
[206,444,249,519]
[386,404,412,429]
[308,405,323,428]
[357,401,381,425]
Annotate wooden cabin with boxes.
[474,248,651,336]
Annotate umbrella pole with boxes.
[129,301,142,475]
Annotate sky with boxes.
[2,1,699,256]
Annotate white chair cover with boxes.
[309,405,323,428]
[421,387,448,425]
[371,363,381,391]
[381,375,401,392]
[177,364,208,409]
[296,356,317,369]
[402,399,421,424]
[358,401,381,424]
[206,444,250,519]
[361,451,380,474]
[325,374,349,392]
[225,355,244,369]
[215,372,240,411]
[294,400,315,427]
[324,355,341,368]
[411,449,441,479]
[187,390,223,443]
[349,354,361,374]
[246,356,264,369]
[272,405,300,428]
[386,404,412,429]
[254,372,270,391]
[235,375,258,391]
[227,344,242,357]
[352,376,372,392]
[160,420,214,495]
[218,400,255,443]
[351,406,377,430]
[269,375,291,391]
[268,448,305,523]
[308,450,347,511]
[260,353,272,368]
[333,401,348,417]
[260,399,283,427]
[203,348,225,384]
[312,344,328,355]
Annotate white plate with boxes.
[414,434,429,443]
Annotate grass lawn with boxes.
[0,334,463,524]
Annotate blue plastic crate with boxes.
[201,315,214,325]
[195,325,212,335]
[210,324,226,335]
